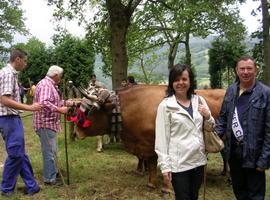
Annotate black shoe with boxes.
[17,186,40,195]
[17,186,27,194]
[26,187,40,196]
[1,191,13,197]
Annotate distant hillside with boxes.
[94,36,258,89]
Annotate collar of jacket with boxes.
[165,94,199,121]
[231,80,263,104]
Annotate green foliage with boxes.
[251,30,264,79]
[0,0,26,53]
[15,38,52,86]
[208,37,246,88]
[130,0,247,71]
[85,3,112,77]
[52,33,95,87]
[14,34,95,88]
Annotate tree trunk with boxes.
[106,0,142,89]
[185,30,191,67]
[168,42,179,70]
[106,1,130,89]
[139,54,149,83]
[261,0,270,85]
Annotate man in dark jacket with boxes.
[215,56,270,200]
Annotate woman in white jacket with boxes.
[155,64,214,200]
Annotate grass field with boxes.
[0,113,269,200]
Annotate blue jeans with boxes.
[36,128,58,183]
[0,115,40,194]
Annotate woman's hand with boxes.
[162,172,172,182]
[198,104,210,120]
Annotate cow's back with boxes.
[118,85,225,159]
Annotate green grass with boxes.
[0,112,269,199]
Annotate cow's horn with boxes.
[78,86,98,101]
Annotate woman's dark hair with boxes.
[166,64,195,99]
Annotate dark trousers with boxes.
[0,116,39,194]
[171,166,204,200]
[229,147,265,200]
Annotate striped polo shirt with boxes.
[0,64,21,116]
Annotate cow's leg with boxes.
[161,173,172,194]
[146,156,157,189]
[102,134,110,145]
[96,136,103,152]
[134,158,145,176]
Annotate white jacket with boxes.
[155,94,214,173]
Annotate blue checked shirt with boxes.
[0,64,21,116]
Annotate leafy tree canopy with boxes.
[0,0,26,53]
[208,37,246,88]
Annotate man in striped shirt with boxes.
[0,48,42,197]
[33,65,73,186]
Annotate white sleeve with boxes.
[155,101,172,173]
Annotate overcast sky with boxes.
[15,0,261,45]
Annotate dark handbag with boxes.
[198,97,224,153]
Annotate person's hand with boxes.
[57,106,68,114]
[29,103,42,111]
[72,100,81,106]
[162,172,172,182]
[256,167,265,172]
[198,104,210,120]
[67,99,81,106]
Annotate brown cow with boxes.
[72,85,225,193]
[74,103,114,139]
[118,85,225,192]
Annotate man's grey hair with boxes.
[46,65,64,77]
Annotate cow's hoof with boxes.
[161,188,172,194]
[161,191,171,199]
[96,149,103,153]
[147,183,156,190]
[133,170,144,176]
